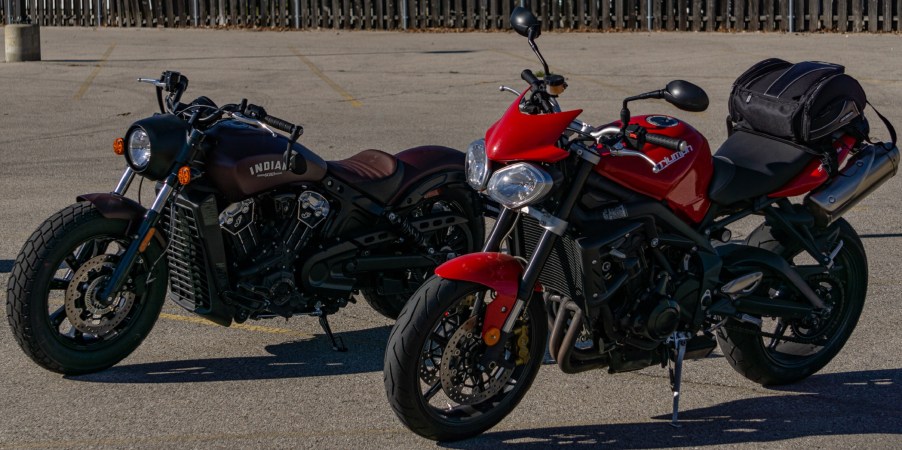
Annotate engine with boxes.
[219,190,330,318]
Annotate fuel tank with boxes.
[205,120,327,202]
[595,115,713,224]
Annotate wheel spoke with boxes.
[423,380,442,401]
[49,306,67,328]
[49,277,70,290]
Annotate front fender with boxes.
[77,193,167,248]
[435,252,523,343]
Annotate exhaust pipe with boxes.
[547,296,609,374]
[806,143,899,227]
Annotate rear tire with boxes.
[363,186,484,320]
[6,202,168,375]
[384,277,547,441]
[716,218,867,385]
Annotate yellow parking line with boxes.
[74,43,117,100]
[290,47,363,108]
[159,312,314,339]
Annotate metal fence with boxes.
[1,0,900,31]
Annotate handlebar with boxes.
[245,104,304,137]
[521,69,541,89]
[645,133,688,152]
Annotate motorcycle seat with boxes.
[327,149,404,204]
[708,130,815,205]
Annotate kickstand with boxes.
[318,314,347,352]
[668,334,688,428]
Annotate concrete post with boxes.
[4,24,41,62]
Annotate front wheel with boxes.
[717,218,867,385]
[6,202,168,375]
[384,277,547,441]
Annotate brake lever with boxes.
[499,86,521,96]
[137,78,166,88]
[228,112,278,138]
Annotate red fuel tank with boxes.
[595,115,713,224]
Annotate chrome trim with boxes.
[609,143,658,170]
[499,85,521,96]
[501,300,525,334]
[150,183,175,214]
[591,126,622,140]
[520,206,568,236]
[137,77,166,88]
[112,167,136,196]
[227,112,278,137]
[721,272,763,299]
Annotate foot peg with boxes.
[318,314,347,352]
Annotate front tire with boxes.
[384,277,547,441]
[6,202,168,375]
[362,186,484,320]
[717,218,867,385]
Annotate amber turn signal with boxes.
[178,166,192,185]
[138,228,156,253]
[113,137,125,155]
[483,327,501,346]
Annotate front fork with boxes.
[485,149,598,345]
[98,126,204,302]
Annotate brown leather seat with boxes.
[327,149,404,204]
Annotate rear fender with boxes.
[390,145,467,206]
[77,193,167,248]
[435,252,523,341]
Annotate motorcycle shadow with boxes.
[443,368,901,449]
[69,325,391,384]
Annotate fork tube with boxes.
[113,167,136,196]
[501,157,597,333]
[482,207,518,252]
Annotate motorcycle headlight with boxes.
[126,128,152,170]
[465,138,489,191]
[486,162,553,209]
[123,114,190,181]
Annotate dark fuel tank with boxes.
[204,120,327,202]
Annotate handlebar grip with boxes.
[646,133,688,152]
[521,69,541,88]
[263,115,296,134]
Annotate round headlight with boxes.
[127,128,152,170]
[486,162,554,210]
[465,139,489,191]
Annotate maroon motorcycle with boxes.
[7,71,483,375]
[383,7,898,440]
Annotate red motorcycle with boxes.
[382,7,899,441]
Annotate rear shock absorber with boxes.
[386,212,428,250]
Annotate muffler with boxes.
[806,142,900,227]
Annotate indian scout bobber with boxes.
[383,7,898,440]
[7,71,484,375]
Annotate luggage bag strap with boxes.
[866,101,897,146]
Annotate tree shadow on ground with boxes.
[70,325,391,383]
[441,369,901,449]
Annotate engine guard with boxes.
[435,252,525,344]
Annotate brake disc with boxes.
[65,254,136,335]
[439,315,513,405]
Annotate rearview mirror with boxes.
[663,80,709,112]
[510,6,541,39]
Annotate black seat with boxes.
[327,149,404,205]
[708,130,816,205]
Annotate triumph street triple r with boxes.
[383,7,898,440]
[7,71,483,375]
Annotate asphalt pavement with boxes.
[0,26,900,449]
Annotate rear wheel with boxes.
[384,277,547,441]
[6,202,168,375]
[716,218,867,385]
[362,186,483,320]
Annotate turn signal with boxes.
[178,166,192,185]
[138,228,156,253]
[113,138,125,155]
[484,327,501,346]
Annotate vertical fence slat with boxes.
[502,0,509,28]
[795,0,804,30]
[852,0,861,31]
[823,0,833,29]
[735,0,745,29]
[705,0,714,29]
[881,0,889,30]
[867,0,877,30]
[690,0,700,30]
[665,0,674,29]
